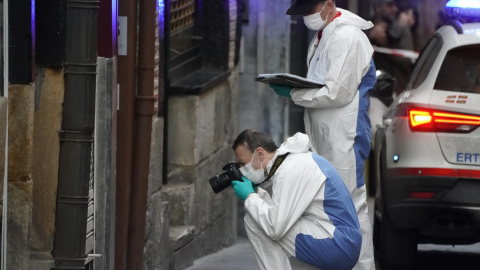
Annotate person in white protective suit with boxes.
[269,1,377,269]
[231,129,362,270]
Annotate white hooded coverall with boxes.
[244,133,361,270]
[290,8,376,270]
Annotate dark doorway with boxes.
[288,14,309,135]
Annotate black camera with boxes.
[209,162,242,194]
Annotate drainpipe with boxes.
[53,0,99,269]
[161,0,170,185]
[126,0,156,267]
[115,0,137,269]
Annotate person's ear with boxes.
[326,0,333,10]
[255,147,265,160]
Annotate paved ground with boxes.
[185,197,480,270]
[185,237,259,270]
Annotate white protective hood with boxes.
[334,8,373,31]
[267,133,311,173]
[276,132,311,156]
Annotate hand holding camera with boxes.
[231,176,255,201]
[208,162,256,200]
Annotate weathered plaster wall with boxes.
[29,68,64,270]
[7,84,35,269]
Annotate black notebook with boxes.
[255,73,324,88]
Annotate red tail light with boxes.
[410,110,433,127]
[396,104,480,133]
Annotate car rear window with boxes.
[434,44,480,93]
[407,35,443,90]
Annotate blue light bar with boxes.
[446,0,480,18]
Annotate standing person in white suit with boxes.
[269,0,377,269]
[231,129,362,270]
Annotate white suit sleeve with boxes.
[244,159,324,241]
[291,28,371,108]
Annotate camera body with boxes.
[209,162,242,194]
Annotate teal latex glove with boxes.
[231,176,255,201]
[269,84,292,97]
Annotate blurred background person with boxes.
[389,0,419,95]
[367,0,417,96]
[367,0,398,78]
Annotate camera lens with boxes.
[209,173,231,194]
[209,162,242,194]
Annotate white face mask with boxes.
[239,151,266,184]
[303,3,329,31]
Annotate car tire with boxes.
[367,151,376,196]
[379,211,417,270]
[373,207,381,250]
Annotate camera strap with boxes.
[254,152,289,187]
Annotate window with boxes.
[170,0,195,33]
[434,44,480,94]
[407,35,443,90]
[168,0,202,85]
[166,0,239,94]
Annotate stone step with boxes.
[169,225,196,270]
[161,183,194,225]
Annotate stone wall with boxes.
[237,0,291,145]
[164,69,239,268]
[144,0,240,269]
[94,57,117,270]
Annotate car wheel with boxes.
[379,211,417,270]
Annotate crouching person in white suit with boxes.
[231,129,361,270]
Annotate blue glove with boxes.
[269,84,292,97]
[231,176,255,201]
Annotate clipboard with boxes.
[255,73,324,88]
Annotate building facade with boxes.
[0,0,241,269]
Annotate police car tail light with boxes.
[410,110,433,127]
[407,107,480,133]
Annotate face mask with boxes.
[303,3,329,31]
[239,151,266,184]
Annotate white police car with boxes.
[372,1,480,269]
